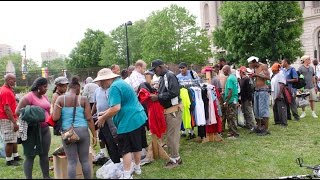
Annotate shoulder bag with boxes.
[61,95,80,145]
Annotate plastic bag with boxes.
[296,96,309,108]
[237,107,245,127]
[96,159,135,179]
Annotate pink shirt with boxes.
[25,92,51,128]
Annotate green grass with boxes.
[1,104,320,179]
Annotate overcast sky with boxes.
[0,1,201,64]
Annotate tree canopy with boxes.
[68,28,107,69]
[142,4,211,65]
[212,1,304,64]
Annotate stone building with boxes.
[200,1,320,63]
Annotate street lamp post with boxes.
[125,21,132,68]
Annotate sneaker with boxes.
[312,112,318,118]
[6,160,20,166]
[119,174,133,179]
[181,133,187,138]
[94,152,105,162]
[257,130,271,136]
[140,157,152,166]
[176,158,182,165]
[164,160,178,169]
[133,166,142,175]
[300,112,306,118]
[187,133,196,140]
[14,156,23,161]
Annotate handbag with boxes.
[61,95,80,145]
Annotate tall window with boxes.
[301,1,305,9]
[314,1,320,8]
[204,3,210,30]
[318,31,320,46]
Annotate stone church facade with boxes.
[200,1,320,63]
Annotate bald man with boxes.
[0,73,22,166]
[110,64,121,75]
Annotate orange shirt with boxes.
[0,85,17,120]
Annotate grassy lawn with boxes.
[1,104,320,179]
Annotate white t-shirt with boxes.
[271,71,286,100]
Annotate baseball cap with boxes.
[271,63,281,71]
[178,62,187,68]
[247,56,259,63]
[54,76,69,85]
[149,59,164,71]
[239,66,247,73]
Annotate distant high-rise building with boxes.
[0,44,18,58]
[200,1,320,63]
[41,48,60,62]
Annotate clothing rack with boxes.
[179,79,203,88]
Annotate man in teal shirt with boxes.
[95,68,147,179]
[222,65,239,138]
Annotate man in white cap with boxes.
[94,68,147,179]
[298,55,318,118]
[247,56,271,136]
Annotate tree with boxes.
[141,4,211,65]
[212,1,303,64]
[0,53,40,73]
[100,19,146,68]
[68,28,108,69]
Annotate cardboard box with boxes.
[53,148,94,179]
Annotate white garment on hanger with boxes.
[190,87,206,126]
[206,84,217,125]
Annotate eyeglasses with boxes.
[179,67,186,69]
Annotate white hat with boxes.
[247,56,259,63]
[93,68,120,82]
[54,76,69,85]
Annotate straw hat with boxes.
[93,68,120,82]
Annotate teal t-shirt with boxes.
[224,74,239,104]
[108,78,147,134]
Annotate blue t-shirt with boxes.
[108,78,147,134]
[94,87,109,114]
[61,107,88,130]
[176,70,199,81]
[285,67,298,89]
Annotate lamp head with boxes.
[126,21,132,26]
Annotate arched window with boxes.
[204,3,210,30]
[318,31,320,46]
[301,1,305,9]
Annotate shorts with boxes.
[253,90,270,119]
[305,88,317,101]
[117,125,144,156]
[0,119,18,143]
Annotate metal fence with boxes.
[1,63,205,87]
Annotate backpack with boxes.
[292,70,306,89]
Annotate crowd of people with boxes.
[0,55,319,179]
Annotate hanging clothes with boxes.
[180,87,192,129]
[188,88,196,127]
[190,87,206,126]
[206,85,223,134]
[138,88,166,138]
[201,86,209,121]
[206,84,217,125]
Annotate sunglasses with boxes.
[179,67,186,69]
